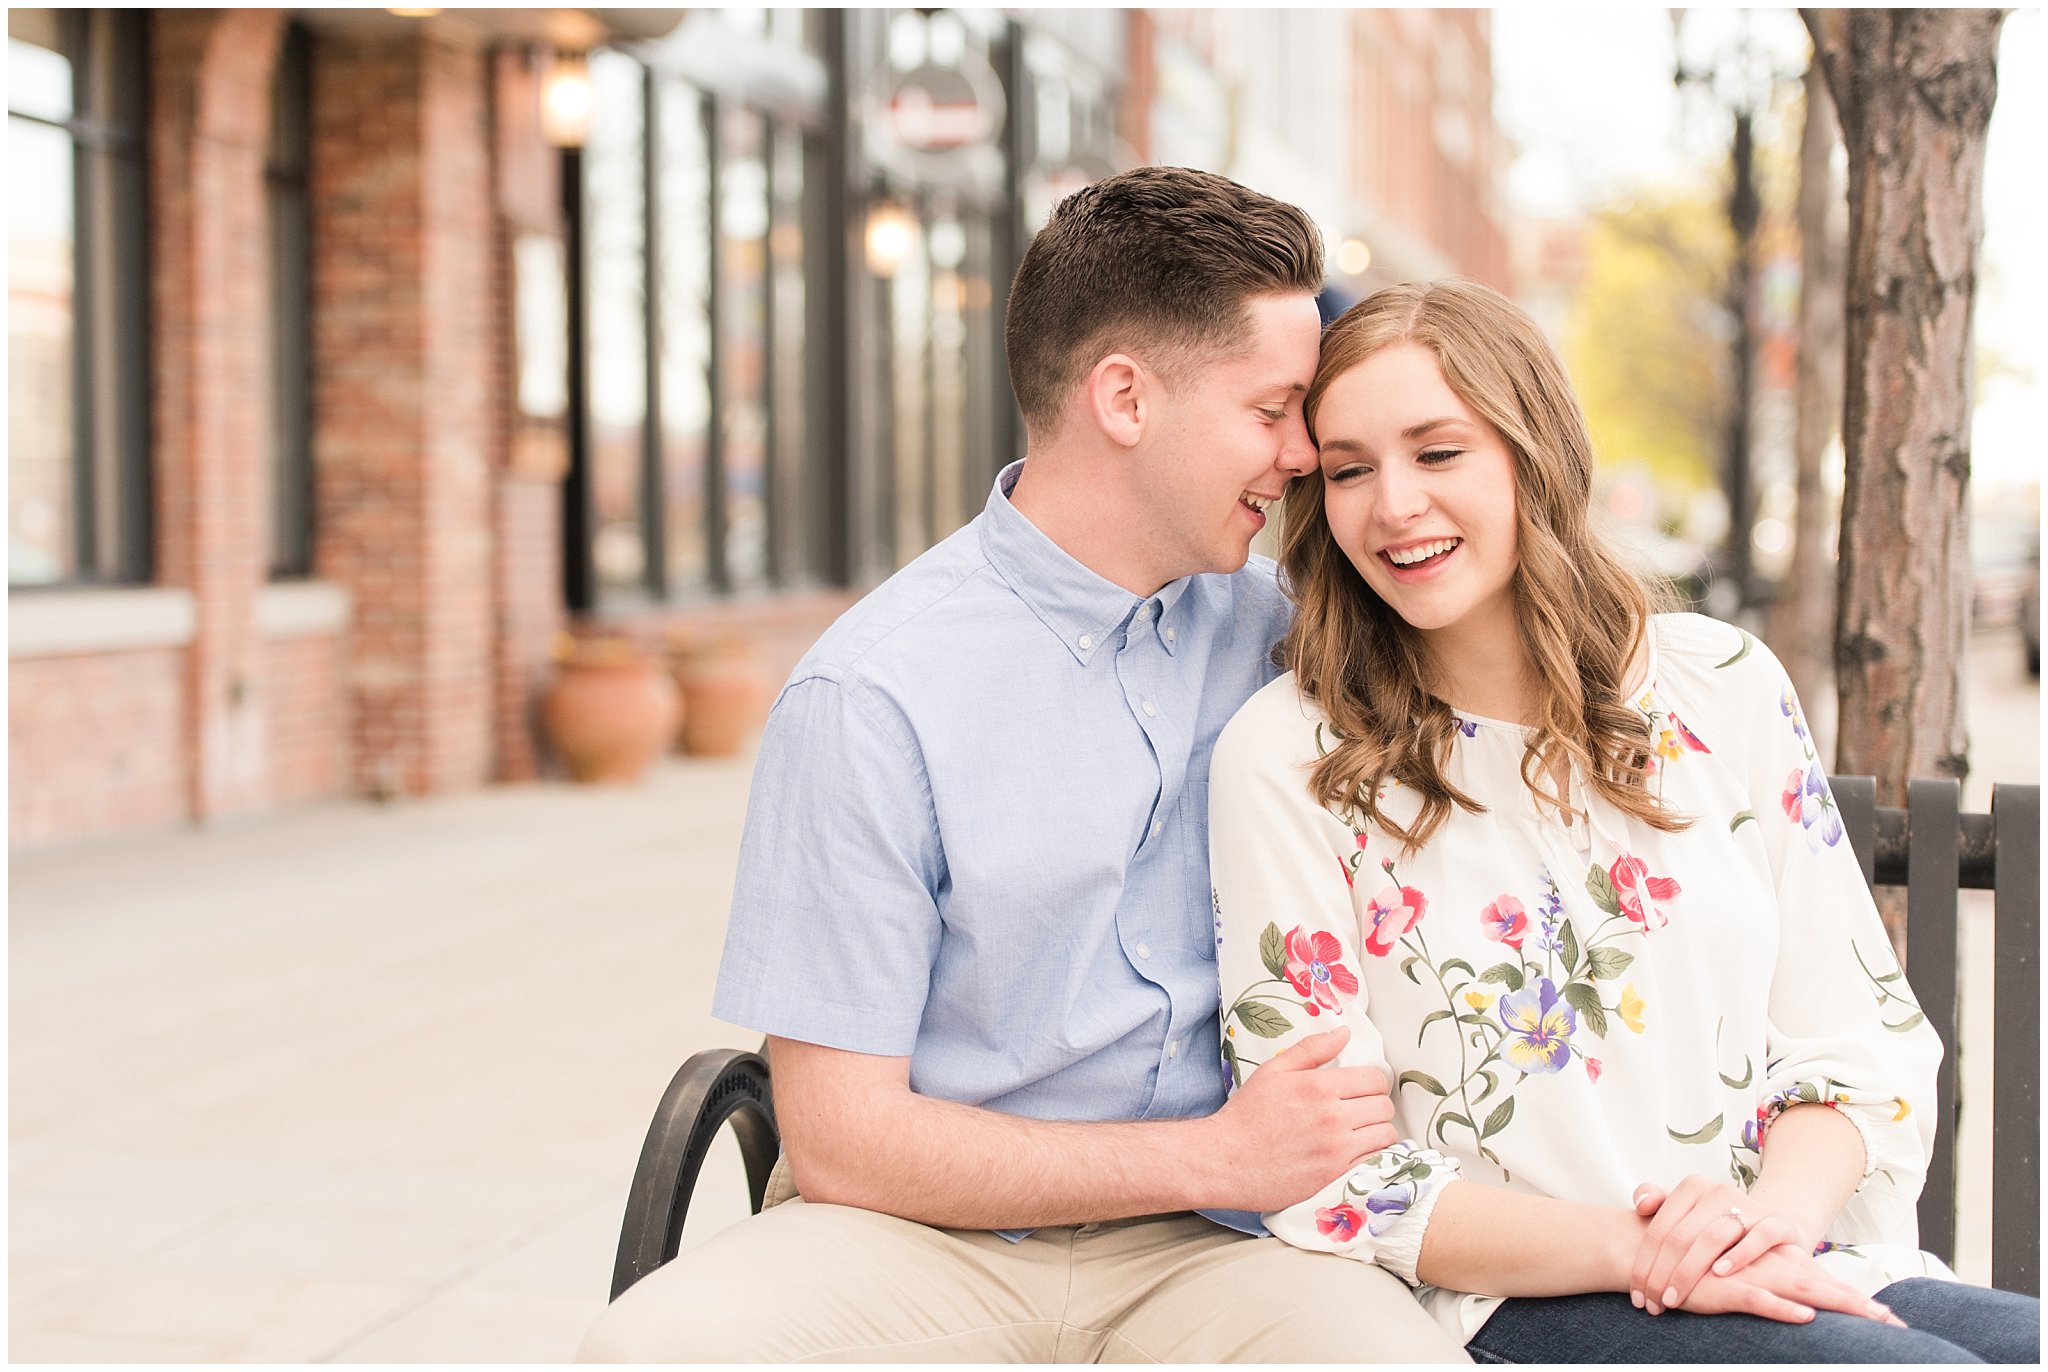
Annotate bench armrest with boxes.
[609,1047,779,1302]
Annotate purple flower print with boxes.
[1498,977,1577,1074]
[1363,1180,1416,1236]
[1782,762,1844,851]
[1781,685,1810,745]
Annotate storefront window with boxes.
[716,106,772,591]
[656,76,712,597]
[7,8,149,588]
[584,48,651,598]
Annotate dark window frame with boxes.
[265,20,314,580]
[7,8,153,589]
[566,30,839,614]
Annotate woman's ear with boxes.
[1084,353,1147,449]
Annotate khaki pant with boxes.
[579,1163,1466,1363]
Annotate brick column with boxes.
[488,48,569,783]
[150,9,284,823]
[311,29,496,797]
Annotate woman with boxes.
[1209,280,2037,1362]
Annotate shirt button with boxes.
[1165,627,1176,643]
[1078,634,1093,651]
[1141,700,1157,718]
[1167,1038,1180,1059]
[1137,603,1152,621]
[1135,942,1152,959]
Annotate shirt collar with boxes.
[980,461,1191,666]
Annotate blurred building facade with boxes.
[7,6,1506,850]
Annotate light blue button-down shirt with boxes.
[713,462,1290,1135]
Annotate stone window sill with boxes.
[8,582,352,659]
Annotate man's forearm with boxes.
[786,1085,1231,1228]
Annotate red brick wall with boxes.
[488,48,567,784]
[311,30,496,799]
[263,633,350,806]
[8,650,188,848]
[150,10,285,822]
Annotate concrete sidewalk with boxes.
[10,755,764,1362]
[9,630,2027,1361]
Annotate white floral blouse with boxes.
[1210,613,1952,1344]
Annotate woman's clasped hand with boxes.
[1629,1179,1901,1325]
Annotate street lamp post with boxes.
[1672,10,1792,616]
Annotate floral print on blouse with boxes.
[1210,614,1951,1344]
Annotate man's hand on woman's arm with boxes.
[772,1026,1395,1230]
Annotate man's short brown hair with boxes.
[1003,166,1325,435]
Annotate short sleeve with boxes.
[1735,638,1942,1237]
[711,673,947,1055]
[1209,689,1462,1284]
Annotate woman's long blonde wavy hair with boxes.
[1280,279,1683,853]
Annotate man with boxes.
[580,167,1465,1363]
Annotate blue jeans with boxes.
[1466,1278,2040,1363]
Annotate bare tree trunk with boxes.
[1769,60,1845,761]
[1804,9,2002,951]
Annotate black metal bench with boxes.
[608,777,2040,1303]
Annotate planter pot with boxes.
[542,651,681,784]
[673,640,770,758]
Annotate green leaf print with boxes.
[1720,1058,1754,1090]
[1479,962,1525,991]
[1258,923,1287,980]
[1401,954,1423,985]
[1417,1009,1454,1046]
[1884,1011,1927,1033]
[1399,1070,1449,1097]
[1729,810,1756,832]
[1558,921,1581,979]
[1585,947,1635,981]
[1222,1034,1241,1088]
[1233,1001,1294,1039]
[1585,865,1622,918]
[1481,1097,1516,1140]
[1562,981,1609,1038]
[1442,957,1477,981]
[1669,1113,1726,1145]
[1715,631,1755,669]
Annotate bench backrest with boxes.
[1833,776,2038,1296]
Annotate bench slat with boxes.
[1905,778,1961,1264]
[1992,783,2039,1296]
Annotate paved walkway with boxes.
[10,755,763,1362]
[8,630,2030,1361]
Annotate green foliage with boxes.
[1562,190,1732,500]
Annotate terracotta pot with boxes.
[542,650,682,783]
[673,640,770,758]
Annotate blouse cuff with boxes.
[1372,1166,1454,1287]
[1761,1084,1884,1182]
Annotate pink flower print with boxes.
[1316,1204,1364,1242]
[1363,883,1428,956]
[1781,766,1807,821]
[1586,1056,1604,1084]
[1337,857,1355,889]
[1283,926,1359,1014]
[1607,854,1679,930]
[1480,895,1528,949]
